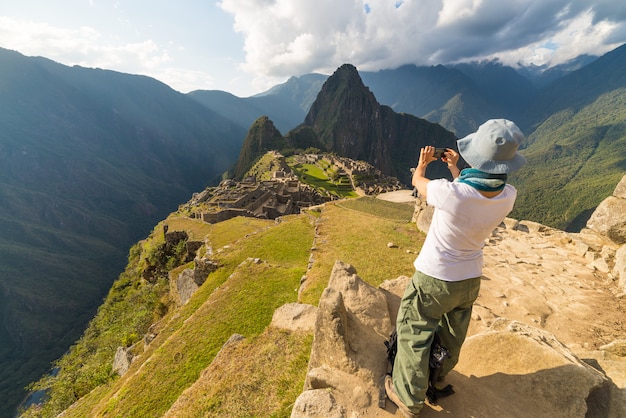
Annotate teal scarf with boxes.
[455,168,507,192]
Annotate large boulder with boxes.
[271,303,318,332]
[173,256,218,305]
[449,319,622,418]
[411,196,434,234]
[586,175,626,244]
[292,261,394,417]
[112,346,135,376]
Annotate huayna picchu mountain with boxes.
[303,64,458,185]
[234,64,459,186]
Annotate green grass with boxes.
[92,215,313,417]
[336,196,415,221]
[244,151,287,181]
[165,328,312,417]
[42,215,314,417]
[300,197,421,306]
[97,263,305,416]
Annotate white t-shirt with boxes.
[414,179,517,281]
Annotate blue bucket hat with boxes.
[457,119,527,174]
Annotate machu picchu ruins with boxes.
[180,152,404,224]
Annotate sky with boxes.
[1,1,626,98]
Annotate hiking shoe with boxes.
[385,375,419,417]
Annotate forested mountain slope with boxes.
[0,47,246,416]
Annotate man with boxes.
[386,119,527,417]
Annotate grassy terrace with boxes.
[299,197,419,306]
[286,156,359,198]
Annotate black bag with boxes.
[385,329,455,404]
[384,328,398,365]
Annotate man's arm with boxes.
[412,146,436,199]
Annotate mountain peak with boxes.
[233,116,286,179]
[309,63,372,102]
[331,63,360,79]
[305,64,375,124]
[303,63,457,183]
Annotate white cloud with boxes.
[438,0,484,28]
[0,16,200,90]
[454,7,623,68]
[0,17,101,56]
[0,16,171,71]
[220,0,626,81]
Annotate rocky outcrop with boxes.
[586,175,626,244]
[143,227,204,284]
[292,259,626,417]
[112,346,134,377]
[292,261,394,417]
[448,319,616,418]
[584,175,626,292]
[174,256,219,305]
[271,303,318,333]
[412,195,433,233]
[616,245,626,293]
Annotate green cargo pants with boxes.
[392,270,481,413]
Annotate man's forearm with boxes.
[448,165,460,179]
[412,164,430,198]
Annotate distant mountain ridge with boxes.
[515,54,599,88]
[521,43,626,130]
[0,47,246,417]
[188,74,327,134]
[509,43,626,230]
[187,52,601,138]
